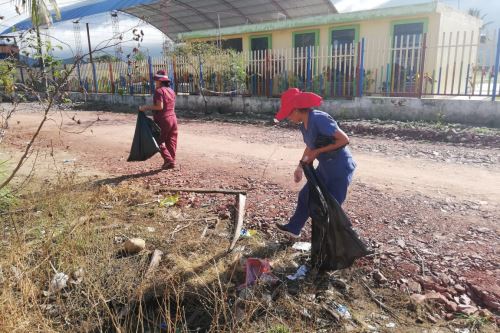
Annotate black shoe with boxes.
[161,161,175,170]
[275,223,301,239]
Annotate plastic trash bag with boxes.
[302,162,371,271]
[239,258,278,289]
[127,112,161,162]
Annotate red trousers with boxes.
[154,115,178,164]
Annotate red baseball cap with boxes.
[153,69,170,82]
[275,88,323,121]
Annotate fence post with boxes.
[172,56,177,94]
[492,28,500,101]
[307,46,312,91]
[148,56,154,95]
[91,62,98,93]
[418,33,428,99]
[127,62,133,95]
[198,55,205,95]
[359,38,365,97]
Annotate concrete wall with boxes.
[68,92,500,128]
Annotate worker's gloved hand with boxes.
[138,106,144,112]
[294,165,303,183]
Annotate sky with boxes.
[0,0,498,59]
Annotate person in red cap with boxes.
[274,88,356,238]
[139,70,178,169]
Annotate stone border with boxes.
[68,93,500,128]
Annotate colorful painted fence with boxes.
[18,29,500,101]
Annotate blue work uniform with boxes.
[286,110,356,235]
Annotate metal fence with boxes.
[17,28,500,101]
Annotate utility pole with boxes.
[86,22,98,93]
[73,20,83,61]
[86,23,93,64]
[111,11,122,61]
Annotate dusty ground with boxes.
[1,103,499,331]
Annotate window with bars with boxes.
[250,36,270,51]
[221,38,243,52]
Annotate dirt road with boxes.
[5,109,500,207]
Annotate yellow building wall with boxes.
[185,7,480,95]
[434,7,481,94]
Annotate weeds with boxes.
[1,175,498,332]
[0,160,16,211]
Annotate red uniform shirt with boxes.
[153,86,176,117]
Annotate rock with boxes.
[445,313,455,321]
[426,313,438,324]
[477,308,493,318]
[410,293,426,304]
[408,280,422,293]
[418,276,447,293]
[438,273,453,285]
[468,284,500,311]
[454,284,466,293]
[124,238,146,254]
[373,270,388,284]
[459,294,471,305]
[330,278,349,290]
[397,239,406,248]
[474,227,490,233]
[458,304,478,315]
[424,292,458,312]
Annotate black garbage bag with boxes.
[303,162,371,271]
[127,112,161,162]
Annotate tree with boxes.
[169,42,247,113]
[132,49,146,62]
[0,5,144,192]
[468,8,494,41]
[15,0,61,69]
[93,54,120,63]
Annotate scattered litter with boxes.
[385,322,396,329]
[300,308,312,319]
[335,304,352,319]
[240,258,278,288]
[240,228,256,238]
[292,242,311,251]
[124,238,146,254]
[261,293,273,306]
[114,236,125,244]
[146,227,156,233]
[287,265,309,280]
[454,329,470,333]
[70,268,84,285]
[63,159,76,163]
[49,272,69,293]
[145,249,163,276]
[159,194,179,207]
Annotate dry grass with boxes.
[0,175,304,332]
[1,175,497,333]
